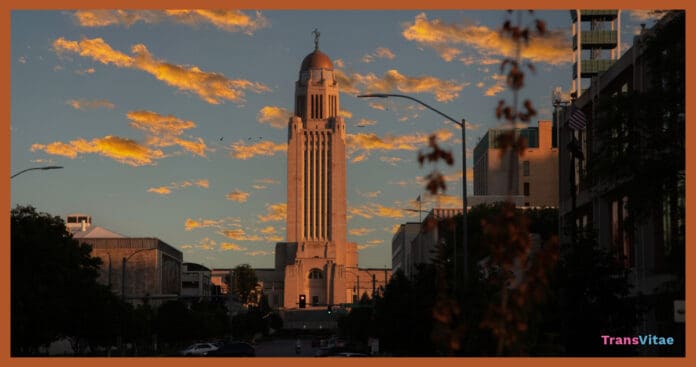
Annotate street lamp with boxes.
[121,247,158,301]
[357,93,469,289]
[11,165,63,179]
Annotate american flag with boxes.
[568,106,587,130]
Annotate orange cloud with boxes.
[73,10,269,34]
[185,218,224,231]
[349,228,375,236]
[67,99,115,110]
[258,203,287,222]
[362,46,396,63]
[351,153,368,163]
[402,13,571,66]
[484,73,506,97]
[246,250,273,256]
[226,189,250,202]
[339,69,467,102]
[220,242,247,251]
[180,237,217,251]
[230,140,287,160]
[255,178,280,185]
[260,226,276,234]
[148,179,209,195]
[346,129,453,155]
[339,110,353,119]
[348,203,416,220]
[31,136,163,166]
[127,110,210,157]
[53,37,270,104]
[257,106,291,129]
[220,229,262,242]
[252,184,267,190]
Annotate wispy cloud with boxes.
[336,68,467,102]
[185,218,224,231]
[339,110,353,119]
[354,118,377,127]
[230,140,287,160]
[483,73,507,97]
[180,237,217,251]
[220,242,247,251]
[362,47,396,63]
[349,228,375,236]
[257,105,291,129]
[260,226,276,234]
[147,179,209,195]
[358,239,384,250]
[255,178,280,185]
[246,250,273,256]
[258,203,287,222]
[220,228,262,241]
[348,203,416,219]
[402,12,571,66]
[127,110,210,157]
[346,129,453,158]
[73,10,269,35]
[627,10,667,22]
[75,67,96,75]
[67,98,115,110]
[226,189,250,202]
[31,136,164,166]
[53,37,270,104]
[358,190,381,198]
[379,156,403,166]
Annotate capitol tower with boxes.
[274,32,359,309]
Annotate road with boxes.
[254,338,316,357]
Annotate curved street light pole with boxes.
[357,93,469,291]
[11,165,63,179]
[121,247,158,301]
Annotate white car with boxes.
[180,342,219,356]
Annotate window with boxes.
[523,182,530,196]
[308,269,323,279]
[523,161,530,176]
[610,197,634,268]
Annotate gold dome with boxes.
[300,50,333,71]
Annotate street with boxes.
[254,338,316,357]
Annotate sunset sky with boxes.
[10,9,663,269]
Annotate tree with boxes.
[232,264,258,305]
[11,205,122,355]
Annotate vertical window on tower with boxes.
[320,95,324,119]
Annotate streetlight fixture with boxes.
[121,247,158,301]
[11,165,63,179]
[357,93,469,289]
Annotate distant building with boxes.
[570,10,621,97]
[181,262,212,300]
[211,268,233,295]
[70,216,182,305]
[473,120,558,207]
[391,223,420,275]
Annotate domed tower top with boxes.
[300,28,333,71]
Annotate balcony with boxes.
[573,59,615,79]
[573,30,618,50]
[570,10,619,22]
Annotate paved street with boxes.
[254,338,316,357]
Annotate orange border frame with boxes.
[1,1,692,367]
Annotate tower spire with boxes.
[312,28,321,50]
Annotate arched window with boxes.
[308,268,323,279]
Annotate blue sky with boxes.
[10,10,663,269]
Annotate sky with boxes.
[10,9,664,269]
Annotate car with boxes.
[205,342,255,357]
[333,352,368,357]
[180,342,219,356]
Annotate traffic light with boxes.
[299,294,306,308]
[327,305,332,314]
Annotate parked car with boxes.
[180,342,219,356]
[205,342,255,357]
[334,352,368,357]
